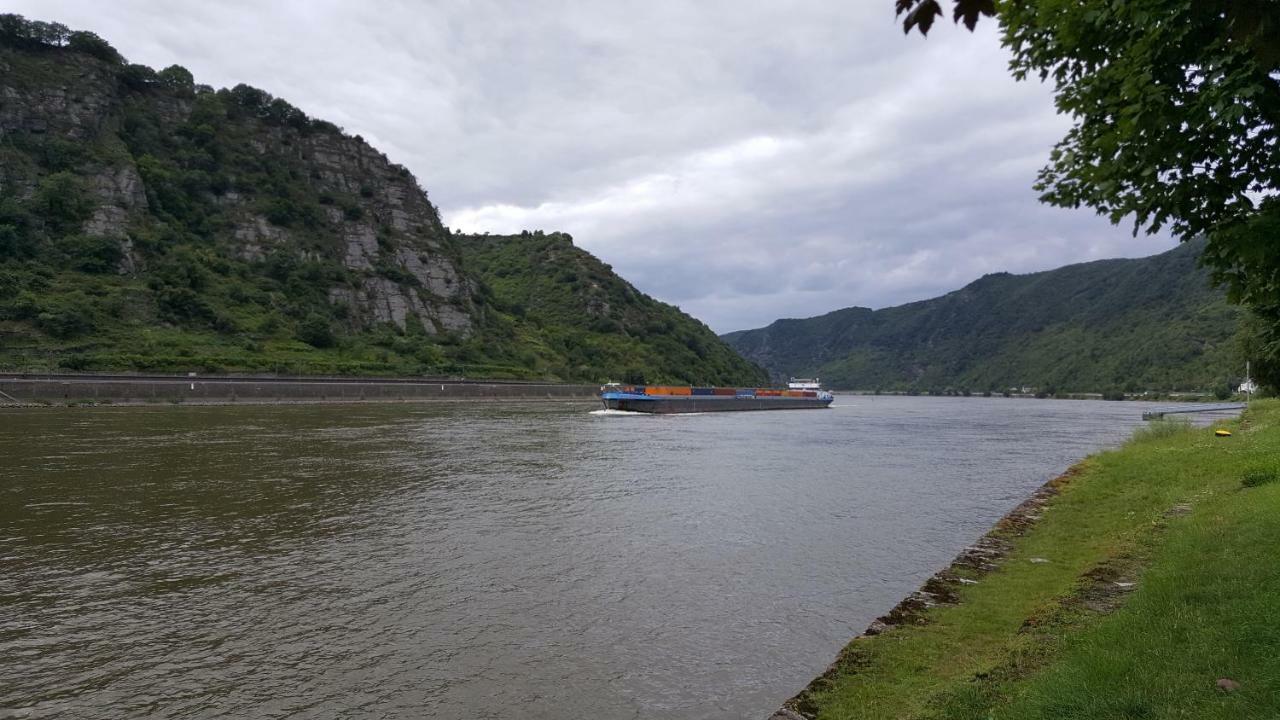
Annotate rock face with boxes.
[0,41,480,337]
[0,51,118,139]
[0,21,764,383]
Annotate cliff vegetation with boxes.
[0,15,763,385]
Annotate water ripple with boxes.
[0,397,1206,718]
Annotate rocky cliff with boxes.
[2,33,478,336]
[0,15,762,384]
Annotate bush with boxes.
[1242,468,1278,489]
[35,293,97,338]
[47,234,123,273]
[154,285,212,323]
[297,313,335,348]
[1130,418,1192,442]
[33,172,95,236]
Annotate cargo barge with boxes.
[599,378,834,414]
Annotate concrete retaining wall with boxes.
[0,374,599,406]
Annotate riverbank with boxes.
[0,372,598,406]
[773,399,1280,719]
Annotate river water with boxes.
[0,397,1225,719]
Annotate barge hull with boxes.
[603,397,830,413]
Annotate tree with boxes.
[120,63,159,90]
[65,29,122,63]
[0,15,70,48]
[157,64,196,97]
[894,0,1280,388]
[33,172,95,237]
[894,0,994,34]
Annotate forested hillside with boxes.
[0,15,762,384]
[723,241,1243,394]
[459,232,766,386]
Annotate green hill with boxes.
[722,241,1243,394]
[0,14,762,385]
[459,231,765,386]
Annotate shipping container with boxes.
[692,387,714,396]
[713,388,736,396]
[670,386,692,396]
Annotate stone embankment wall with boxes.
[0,374,598,406]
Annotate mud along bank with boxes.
[0,372,599,406]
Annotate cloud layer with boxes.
[15,1,1177,331]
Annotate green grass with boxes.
[1129,417,1191,441]
[793,399,1280,719]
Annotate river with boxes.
[0,396,1227,718]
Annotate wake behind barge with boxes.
[599,378,834,414]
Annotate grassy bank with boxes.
[784,400,1280,719]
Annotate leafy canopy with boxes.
[894,0,1280,388]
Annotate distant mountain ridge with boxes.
[722,241,1242,393]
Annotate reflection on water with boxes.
[0,397,1221,718]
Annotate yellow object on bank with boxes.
[1215,429,1232,437]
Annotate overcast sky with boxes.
[15,0,1178,332]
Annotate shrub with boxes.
[35,293,97,338]
[1131,418,1192,442]
[154,285,212,323]
[33,172,95,236]
[297,313,335,348]
[48,234,123,273]
[1242,468,1278,489]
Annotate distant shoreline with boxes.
[832,389,1235,403]
[0,372,598,407]
[0,372,1240,408]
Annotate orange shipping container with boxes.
[645,386,694,396]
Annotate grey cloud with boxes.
[13,1,1179,332]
